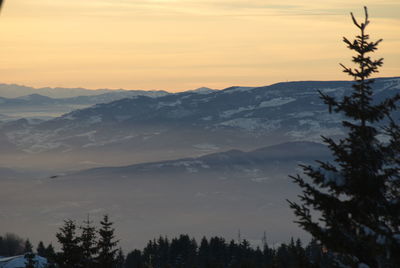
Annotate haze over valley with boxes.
[0,77,399,250]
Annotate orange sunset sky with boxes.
[0,0,399,92]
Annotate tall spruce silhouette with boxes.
[289,7,400,267]
[80,215,98,268]
[97,215,119,268]
[56,219,83,268]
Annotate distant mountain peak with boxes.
[222,86,256,93]
[16,93,53,101]
[187,87,216,94]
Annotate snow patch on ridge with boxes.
[220,106,255,118]
[157,100,182,109]
[219,118,281,132]
[382,78,400,91]
[258,97,295,108]
[115,115,131,122]
[223,87,256,93]
[87,115,102,124]
[220,97,297,118]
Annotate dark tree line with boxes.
[0,229,337,268]
[53,217,339,267]
[123,235,335,268]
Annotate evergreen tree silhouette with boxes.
[80,215,98,268]
[289,6,400,267]
[97,215,119,268]
[23,239,33,253]
[115,248,125,268]
[36,241,46,257]
[56,219,83,268]
[44,243,57,268]
[125,249,143,268]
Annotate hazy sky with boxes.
[0,0,399,92]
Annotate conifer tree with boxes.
[198,236,210,267]
[115,248,125,268]
[56,219,83,268]
[80,215,98,268]
[97,215,119,268]
[45,243,55,257]
[289,6,400,268]
[24,239,33,253]
[45,244,56,260]
[45,243,57,268]
[125,249,143,268]
[36,242,46,257]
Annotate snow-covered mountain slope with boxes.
[0,86,216,120]
[0,77,398,169]
[41,77,400,127]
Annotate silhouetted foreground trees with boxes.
[289,6,400,268]
[53,214,350,268]
[124,235,336,268]
[55,215,119,268]
[1,228,337,268]
[53,215,335,268]
[0,215,336,268]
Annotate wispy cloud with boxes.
[1,0,399,90]
[8,0,398,20]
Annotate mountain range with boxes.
[0,85,215,121]
[0,84,169,99]
[0,77,398,169]
[0,77,399,250]
[0,85,170,121]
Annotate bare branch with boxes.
[350,12,361,29]
[364,6,369,23]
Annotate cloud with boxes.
[9,0,398,20]
[85,0,400,20]
[2,0,399,90]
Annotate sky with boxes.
[0,0,399,92]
